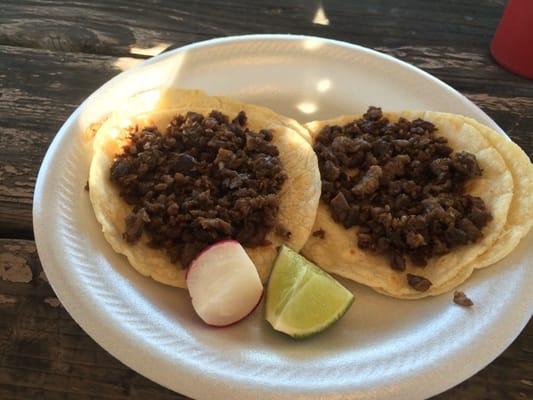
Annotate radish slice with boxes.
[186,240,263,326]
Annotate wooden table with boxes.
[1,1,531,399]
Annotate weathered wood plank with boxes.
[0,239,531,400]
[374,46,533,98]
[0,45,139,237]
[0,0,507,58]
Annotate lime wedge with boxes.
[266,245,354,338]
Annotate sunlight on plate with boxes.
[297,101,318,114]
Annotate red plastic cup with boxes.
[491,0,533,79]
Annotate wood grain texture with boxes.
[0,239,531,400]
[0,45,130,237]
[0,0,508,57]
[0,0,531,398]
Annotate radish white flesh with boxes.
[187,240,263,326]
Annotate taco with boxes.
[301,108,524,299]
[89,89,321,288]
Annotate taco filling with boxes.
[314,107,492,290]
[109,110,287,267]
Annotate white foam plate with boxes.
[33,35,532,400]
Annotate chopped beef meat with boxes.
[406,231,426,248]
[110,110,287,266]
[407,273,432,292]
[321,160,340,181]
[124,208,149,243]
[352,165,382,197]
[330,191,350,222]
[453,290,474,307]
[312,228,326,239]
[390,252,406,271]
[451,152,481,178]
[314,107,492,270]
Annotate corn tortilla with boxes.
[301,111,514,299]
[89,93,320,289]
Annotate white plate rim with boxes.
[33,34,531,400]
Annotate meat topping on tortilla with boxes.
[406,273,432,292]
[110,110,287,266]
[313,229,326,239]
[314,107,492,273]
